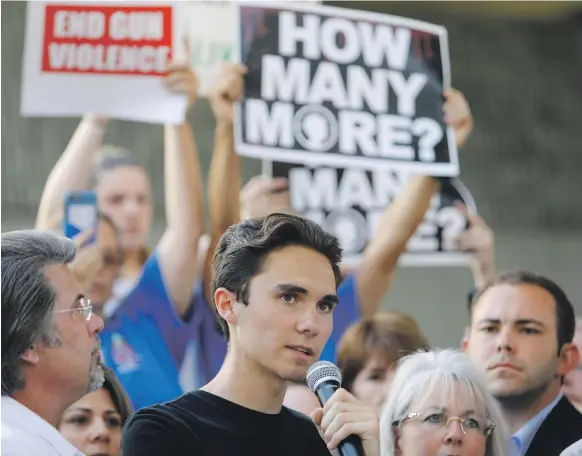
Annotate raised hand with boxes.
[443,88,473,149]
[455,202,496,287]
[239,175,291,220]
[209,63,247,125]
[164,38,199,112]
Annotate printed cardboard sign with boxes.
[236,3,458,176]
[266,160,476,267]
[21,1,188,124]
[185,0,320,97]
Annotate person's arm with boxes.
[202,64,246,303]
[355,176,440,317]
[35,115,108,230]
[455,204,496,289]
[156,62,204,318]
[354,88,474,317]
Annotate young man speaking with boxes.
[121,212,379,455]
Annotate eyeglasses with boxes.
[54,296,93,321]
[396,411,496,436]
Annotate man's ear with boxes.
[20,345,40,365]
[214,288,238,327]
[557,342,580,377]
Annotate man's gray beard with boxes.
[494,380,552,411]
[88,360,105,393]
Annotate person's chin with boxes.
[85,448,114,456]
[488,380,524,398]
[280,365,310,384]
[122,233,143,248]
[88,360,105,392]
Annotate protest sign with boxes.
[236,2,458,176]
[265,160,476,267]
[184,1,235,97]
[21,1,187,124]
[185,1,320,97]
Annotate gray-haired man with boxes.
[1,230,105,456]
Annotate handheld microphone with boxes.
[306,361,365,456]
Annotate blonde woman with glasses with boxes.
[380,349,509,456]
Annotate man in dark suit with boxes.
[462,271,582,456]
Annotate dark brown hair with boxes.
[211,212,343,340]
[101,366,134,426]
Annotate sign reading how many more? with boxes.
[235,2,459,177]
[266,161,477,267]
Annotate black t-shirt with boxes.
[121,390,331,456]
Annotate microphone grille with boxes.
[306,361,342,393]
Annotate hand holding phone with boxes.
[64,191,98,241]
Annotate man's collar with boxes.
[1,396,83,456]
[512,392,564,456]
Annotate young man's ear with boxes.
[214,288,238,327]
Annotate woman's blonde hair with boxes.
[380,349,509,456]
[337,311,429,392]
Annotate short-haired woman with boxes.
[380,349,509,456]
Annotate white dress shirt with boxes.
[561,439,582,456]
[1,396,84,456]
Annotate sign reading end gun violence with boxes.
[236,2,458,177]
[21,1,187,124]
[265,161,477,267]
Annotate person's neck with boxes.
[202,348,287,414]
[498,381,561,434]
[121,249,144,278]
[11,384,75,428]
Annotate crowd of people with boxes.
[2,41,581,456]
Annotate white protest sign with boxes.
[185,1,320,97]
[236,2,458,176]
[21,1,188,124]
[265,161,477,267]
[184,1,235,97]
